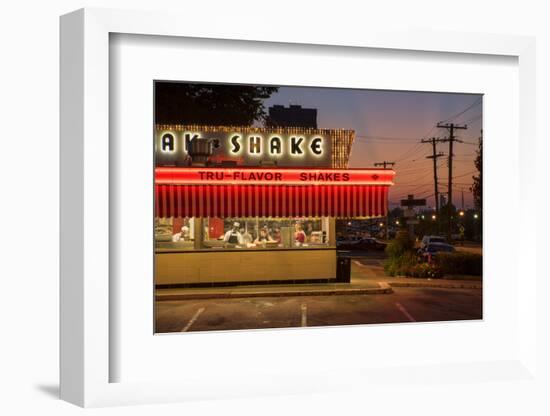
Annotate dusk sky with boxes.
[263,87,483,209]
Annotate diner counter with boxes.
[156,244,335,253]
[155,247,337,286]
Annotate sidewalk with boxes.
[377,276,482,290]
[156,261,481,301]
[352,259,483,290]
[156,279,391,301]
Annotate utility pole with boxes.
[421,137,445,233]
[436,122,467,241]
[374,161,395,239]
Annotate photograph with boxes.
[1,0,544,411]
[153,81,483,333]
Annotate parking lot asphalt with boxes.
[155,286,482,333]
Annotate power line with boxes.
[395,167,434,176]
[395,147,430,164]
[396,162,441,174]
[397,161,433,169]
[394,170,436,186]
[392,183,434,194]
[355,135,422,142]
[383,124,444,165]
[393,143,424,162]
[462,114,482,125]
[438,97,482,124]
[451,170,477,179]
[391,184,434,193]
[374,161,396,169]
[398,185,435,189]
[392,191,435,203]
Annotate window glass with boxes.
[156,217,331,251]
[155,217,195,251]
[202,217,329,250]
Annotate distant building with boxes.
[268,104,317,129]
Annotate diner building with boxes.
[155,124,395,287]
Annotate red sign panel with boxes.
[155,167,395,186]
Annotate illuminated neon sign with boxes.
[155,128,332,167]
[227,134,323,156]
[155,167,395,186]
[158,132,324,157]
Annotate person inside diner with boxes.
[241,228,253,245]
[254,228,274,245]
[305,222,313,240]
[272,226,282,244]
[223,222,243,246]
[172,223,190,242]
[294,222,306,246]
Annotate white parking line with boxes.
[181,307,206,332]
[353,260,366,268]
[301,303,307,327]
[395,302,416,322]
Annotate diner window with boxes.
[156,217,332,251]
[202,217,330,250]
[154,217,195,251]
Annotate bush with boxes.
[384,253,444,278]
[406,262,444,279]
[383,231,447,278]
[384,231,418,277]
[384,251,418,277]
[385,230,414,259]
[436,252,482,276]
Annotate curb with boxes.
[156,282,393,301]
[387,281,482,290]
[155,280,481,301]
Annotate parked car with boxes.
[336,236,362,250]
[355,237,387,251]
[336,237,387,251]
[418,242,455,263]
[420,235,447,249]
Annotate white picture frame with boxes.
[60,8,538,408]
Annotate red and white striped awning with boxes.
[155,167,394,218]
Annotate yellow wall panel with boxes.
[156,250,337,285]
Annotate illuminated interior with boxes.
[155,216,331,252]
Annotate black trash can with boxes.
[336,252,352,283]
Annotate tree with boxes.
[470,130,482,210]
[439,202,458,236]
[155,82,279,125]
[416,209,439,237]
[389,207,404,218]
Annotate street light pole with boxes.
[374,161,395,241]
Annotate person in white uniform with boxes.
[223,222,244,245]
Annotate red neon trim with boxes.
[155,167,395,186]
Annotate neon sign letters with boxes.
[155,167,396,186]
[159,131,324,158]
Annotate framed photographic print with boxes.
[152,81,483,334]
[60,8,538,408]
